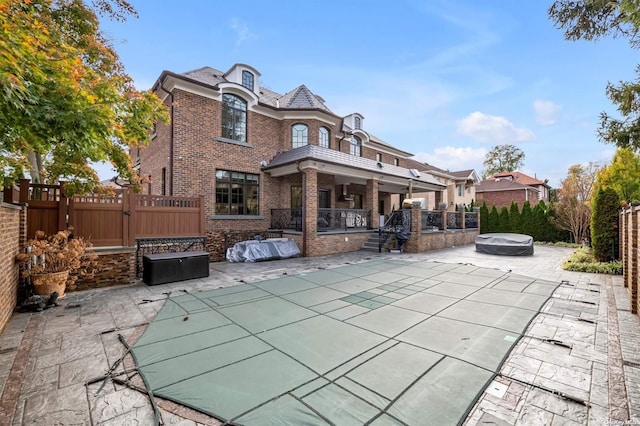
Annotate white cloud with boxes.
[533,100,561,125]
[412,146,487,172]
[455,112,534,144]
[230,18,256,46]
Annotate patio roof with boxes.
[262,145,447,193]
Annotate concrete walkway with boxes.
[0,244,638,425]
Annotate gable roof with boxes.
[405,159,480,182]
[475,179,540,193]
[488,171,548,187]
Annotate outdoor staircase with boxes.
[361,231,394,252]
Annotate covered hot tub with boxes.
[475,233,534,256]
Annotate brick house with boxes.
[391,159,480,211]
[138,63,446,257]
[475,171,550,209]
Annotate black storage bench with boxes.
[142,251,210,285]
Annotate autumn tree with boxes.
[595,147,640,204]
[482,144,525,178]
[549,1,640,150]
[0,0,168,194]
[552,163,600,243]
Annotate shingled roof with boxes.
[180,67,333,112]
[475,179,540,193]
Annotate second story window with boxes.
[457,184,464,197]
[319,127,329,148]
[242,70,254,91]
[376,153,382,162]
[350,135,362,156]
[354,116,361,129]
[292,124,308,148]
[222,94,247,142]
[394,158,399,166]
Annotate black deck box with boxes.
[142,251,210,285]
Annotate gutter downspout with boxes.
[160,80,174,196]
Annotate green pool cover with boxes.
[130,259,560,425]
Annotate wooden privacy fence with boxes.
[3,179,205,247]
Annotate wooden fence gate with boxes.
[3,179,205,247]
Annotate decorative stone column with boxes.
[366,179,379,229]
[404,203,422,253]
[302,166,318,257]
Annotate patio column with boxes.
[366,178,378,228]
[302,166,318,257]
[404,203,422,253]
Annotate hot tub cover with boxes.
[226,238,300,262]
[475,233,534,256]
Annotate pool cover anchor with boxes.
[85,334,164,426]
[499,373,591,407]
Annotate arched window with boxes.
[319,127,330,148]
[222,94,247,142]
[242,70,254,91]
[354,116,361,129]
[350,135,362,157]
[292,124,308,148]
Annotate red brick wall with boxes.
[0,203,23,333]
[476,189,540,209]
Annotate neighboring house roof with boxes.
[475,179,540,193]
[449,169,480,183]
[263,145,446,189]
[405,159,479,183]
[488,171,548,187]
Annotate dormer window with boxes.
[292,124,308,148]
[242,70,254,91]
[354,116,361,129]
[350,135,362,157]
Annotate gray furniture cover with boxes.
[475,233,534,256]
[226,238,300,262]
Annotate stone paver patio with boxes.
[0,244,639,425]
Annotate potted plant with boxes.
[16,229,97,299]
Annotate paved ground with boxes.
[0,244,639,425]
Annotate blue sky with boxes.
[97,0,638,187]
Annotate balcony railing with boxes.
[465,212,479,229]
[421,210,443,231]
[270,208,371,232]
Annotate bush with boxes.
[590,187,619,262]
[562,246,622,274]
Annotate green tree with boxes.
[590,187,620,261]
[549,1,640,151]
[0,0,169,194]
[520,200,533,236]
[498,206,510,233]
[509,201,521,233]
[488,205,500,233]
[480,201,489,233]
[595,147,640,204]
[482,144,525,178]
